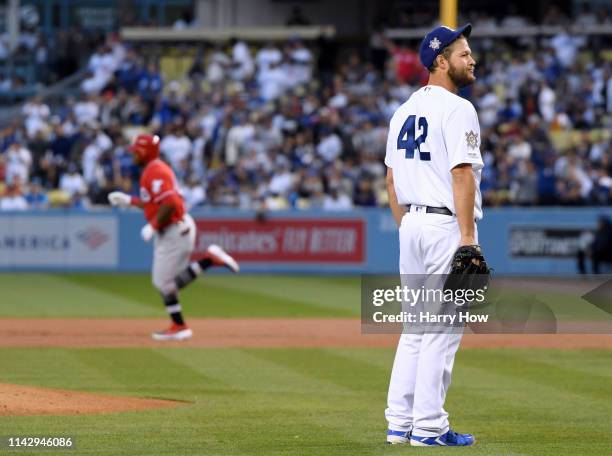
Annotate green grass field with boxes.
[1,274,611,455]
[0,274,359,318]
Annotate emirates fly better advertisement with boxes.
[192,218,365,263]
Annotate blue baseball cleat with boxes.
[410,429,475,446]
[386,429,411,444]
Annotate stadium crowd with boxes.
[0,12,611,211]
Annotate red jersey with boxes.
[137,159,185,229]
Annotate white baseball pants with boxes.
[152,214,196,294]
[385,206,477,437]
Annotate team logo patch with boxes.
[429,37,441,50]
[465,131,479,150]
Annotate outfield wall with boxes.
[0,207,610,275]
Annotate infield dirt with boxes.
[0,383,186,416]
[1,318,611,349]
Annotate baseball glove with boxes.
[443,245,492,294]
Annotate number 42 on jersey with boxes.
[397,115,430,161]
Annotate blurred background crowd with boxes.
[0,1,610,212]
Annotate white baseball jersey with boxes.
[385,85,484,220]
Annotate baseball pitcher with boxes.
[384,24,486,446]
[108,134,239,341]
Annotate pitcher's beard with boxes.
[448,64,475,88]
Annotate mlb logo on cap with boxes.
[419,23,472,69]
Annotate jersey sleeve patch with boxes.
[465,130,480,158]
[446,101,484,171]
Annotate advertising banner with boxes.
[509,227,592,258]
[193,218,365,263]
[0,216,118,268]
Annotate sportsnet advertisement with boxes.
[192,218,365,264]
[509,226,591,258]
[0,216,118,268]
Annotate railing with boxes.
[385,24,612,39]
[120,25,336,42]
[0,67,89,123]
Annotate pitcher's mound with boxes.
[0,383,186,416]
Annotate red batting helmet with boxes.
[129,134,160,164]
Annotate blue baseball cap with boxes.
[419,23,472,69]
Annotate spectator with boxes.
[477,84,502,129]
[71,189,92,210]
[287,39,313,86]
[256,41,283,78]
[115,48,143,93]
[385,39,426,86]
[4,142,32,184]
[578,216,612,274]
[229,39,254,82]
[138,62,163,104]
[507,131,532,162]
[207,44,231,84]
[181,176,206,210]
[259,58,288,101]
[160,123,193,172]
[81,44,119,94]
[316,126,342,163]
[353,175,377,206]
[591,216,612,273]
[73,94,100,126]
[268,163,295,197]
[24,178,50,209]
[512,161,539,205]
[59,162,87,197]
[80,124,109,186]
[22,95,51,139]
[549,28,586,69]
[225,114,255,167]
[0,180,29,211]
[537,81,556,123]
[497,98,521,123]
[322,185,353,210]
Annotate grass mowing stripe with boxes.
[450,384,612,445]
[324,347,396,371]
[182,281,354,317]
[142,349,383,455]
[513,348,612,379]
[446,354,612,451]
[155,348,391,454]
[55,274,357,318]
[0,348,126,391]
[194,275,361,314]
[449,367,612,443]
[0,274,156,317]
[2,411,234,456]
[245,348,391,393]
[154,348,349,396]
[456,350,612,405]
[452,367,612,423]
[67,348,226,400]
